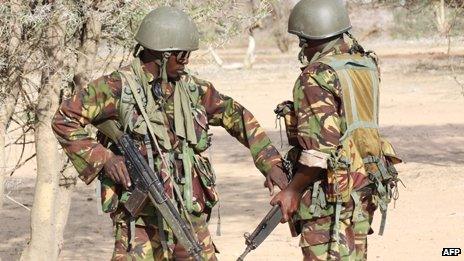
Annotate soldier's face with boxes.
[166,51,190,79]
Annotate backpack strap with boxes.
[174,79,198,145]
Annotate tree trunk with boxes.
[31,4,102,257]
[243,34,257,69]
[20,3,66,260]
[20,74,62,261]
[55,166,77,254]
[435,0,448,35]
[244,0,259,69]
[53,6,103,254]
[73,8,102,91]
[0,0,23,209]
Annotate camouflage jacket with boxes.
[293,41,361,220]
[52,59,281,217]
[291,41,402,225]
[293,42,350,169]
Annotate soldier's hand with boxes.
[104,154,131,189]
[264,164,289,196]
[270,187,301,223]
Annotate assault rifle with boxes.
[237,205,282,261]
[238,155,300,261]
[237,204,300,261]
[96,120,202,261]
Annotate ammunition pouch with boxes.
[326,150,352,203]
[172,150,219,214]
[193,155,219,209]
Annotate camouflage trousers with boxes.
[112,213,217,261]
[299,187,377,261]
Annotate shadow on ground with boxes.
[381,124,464,165]
[209,123,464,168]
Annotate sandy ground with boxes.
[1,42,464,261]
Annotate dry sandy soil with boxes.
[1,41,464,261]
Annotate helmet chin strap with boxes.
[155,51,171,83]
[133,44,142,57]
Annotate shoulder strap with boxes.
[174,79,198,145]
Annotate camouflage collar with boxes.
[301,40,350,71]
[310,40,350,64]
[321,41,349,57]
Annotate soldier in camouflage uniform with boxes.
[52,7,287,260]
[270,0,401,260]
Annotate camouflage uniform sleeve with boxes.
[198,80,281,175]
[52,72,122,184]
[293,63,343,169]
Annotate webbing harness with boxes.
[363,155,399,235]
[327,151,350,245]
[173,78,202,213]
[118,61,198,252]
[308,180,326,218]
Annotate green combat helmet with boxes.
[135,6,199,51]
[288,0,351,40]
[134,7,199,82]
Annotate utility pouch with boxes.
[193,155,219,209]
[365,138,402,201]
[381,138,402,173]
[274,101,299,146]
[326,150,352,203]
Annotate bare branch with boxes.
[7,153,37,176]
